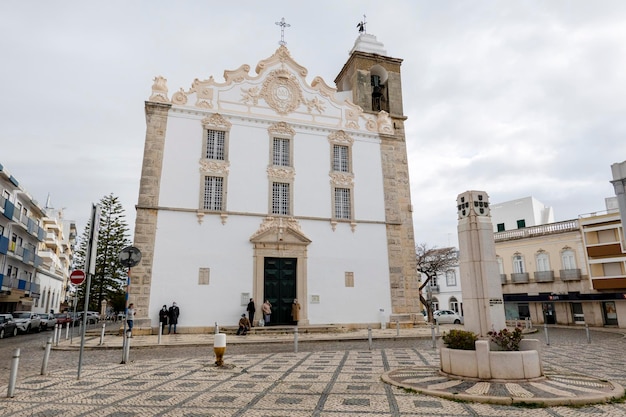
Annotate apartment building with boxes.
[494,198,626,328]
[0,163,46,313]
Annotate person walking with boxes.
[168,302,180,334]
[246,298,256,327]
[126,303,136,337]
[236,313,251,335]
[158,305,169,334]
[291,298,301,325]
[262,299,272,326]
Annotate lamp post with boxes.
[118,246,141,364]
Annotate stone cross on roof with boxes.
[275,17,291,46]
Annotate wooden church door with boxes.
[264,257,297,325]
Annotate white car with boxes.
[12,311,42,333]
[433,310,463,324]
[39,313,57,330]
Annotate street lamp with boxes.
[118,246,141,364]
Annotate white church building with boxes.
[130,29,420,331]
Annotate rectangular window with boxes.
[536,254,550,272]
[333,145,349,172]
[446,270,456,286]
[513,256,525,273]
[334,188,351,219]
[562,250,576,270]
[272,182,290,215]
[345,272,354,287]
[497,223,505,232]
[516,219,526,229]
[205,130,225,160]
[273,138,290,166]
[203,176,224,211]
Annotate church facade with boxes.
[131,32,420,330]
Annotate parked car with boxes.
[84,311,100,324]
[0,314,18,339]
[12,311,42,333]
[54,313,73,327]
[39,313,58,330]
[433,310,463,324]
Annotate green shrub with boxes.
[487,327,523,351]
[441,329,478,350]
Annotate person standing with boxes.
[262,299,272,326]
[246,298,256,327]
[158,305,169,334]
[291,298,301,325]
[168,302,180,334]
[126,303,136,337]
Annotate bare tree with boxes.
[416,243,459,322]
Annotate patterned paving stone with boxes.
[3,327,626,416]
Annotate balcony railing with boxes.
[429,285,440,294]
[560,268,582,281]
[511,273,530,283]
[534,270,555,282]
[494,219,579,242]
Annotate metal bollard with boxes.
[158,325,162,345]
[436,319,440,336]
[294,327,298,353]
[99,323,106,345]
[214,322,219,334]
[431,323,436,349]
[65,323,69,340]
[53,324,59,346]
[7,348,20,398]
[396,320,400,336]
[544,323,550,345]
[368,326,372,350]
[41,338,52,375]
[585,323,591,344]
[121,332,131,364]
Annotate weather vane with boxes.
[357,14,367,33]
[275,17,291,46]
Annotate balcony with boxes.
[534,270,555,282]
[0,235,8,254]
[495,219,579,242]
[44,232,59,248]
[560,269,582,281]
[17,279,30,291]
[511,273,530,283]
[500,274,507,284]
[429,285,440,294]
[587,243,624,258]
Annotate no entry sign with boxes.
[70,270,86,285]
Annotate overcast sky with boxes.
[2,1,625,248]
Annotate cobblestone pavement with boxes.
[0,326,625,416]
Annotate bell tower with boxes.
[335,32,420,321]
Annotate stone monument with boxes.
[456,190,506,336]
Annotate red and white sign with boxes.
[70,270,86,285]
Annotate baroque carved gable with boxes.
[260,69,304,115]
[268,121,295,137]
[250,217,311,244]
[328,130,354,145]
[201,113,232,129]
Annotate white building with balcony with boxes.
[0,163,47,313]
